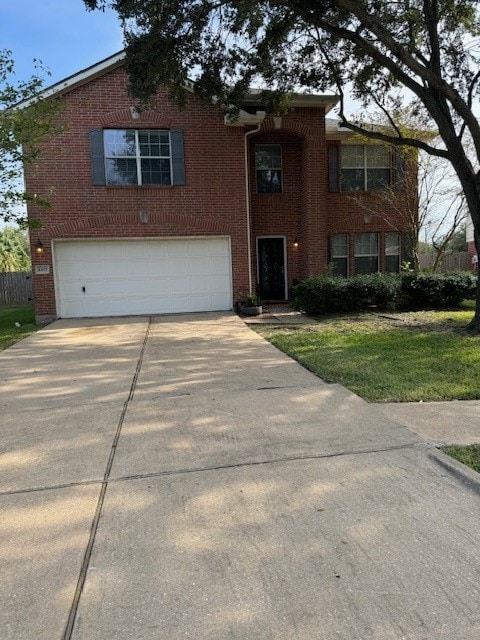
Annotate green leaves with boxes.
[0,50,60,226]
[0,226,31,272]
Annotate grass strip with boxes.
[0,305,37,350]
[443,444,480,474]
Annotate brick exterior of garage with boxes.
[25,56,412,322]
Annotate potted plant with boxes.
[240,293,263,316]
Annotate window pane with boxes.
[342,169,365,191]
[106,158,137,184]
[385,232,400,255]
[341,145,364,168]
[255,145,282,169]
[355,233,378,256]
[366,146,390,167]
[367,168,391,190]
[355,256,378,274]
[330,234,348,257]
[385,255,400,273]
[332,257,348,277]
[257,169,282,193]
[138,130,170,157]
[141,158,171,185]
[385,232,400,273]
[104,130,136,157]
[330,235,348,276]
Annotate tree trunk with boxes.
[444,161,480,332]
[467,229,480,333]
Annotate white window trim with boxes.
[104,129,173,186]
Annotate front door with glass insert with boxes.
[258,237,286,300]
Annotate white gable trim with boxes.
[16,51,126,108]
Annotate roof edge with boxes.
[16,50,339,115]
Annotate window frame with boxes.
[329,234,349,277]
[255,144,283,194]
[385,232,401,273]
[341,144,391,192]
[354,232,379,274]
[103,129,173,186]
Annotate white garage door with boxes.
[54,238,232,317]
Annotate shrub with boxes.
[292,276,349,315]
[293,271,477,317]
[345,273,400,311]
[400,271,477,309]
[293,273,400,315]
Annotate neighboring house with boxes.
[24,52,413,322]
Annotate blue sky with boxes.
[0,1,123,86]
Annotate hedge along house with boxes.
[23,52,413,323]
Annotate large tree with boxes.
[85,0,480,330]
[0,50,59,227]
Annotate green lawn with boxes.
[0,305,37,350]
[443,444,480,474]
[255,304,480,402]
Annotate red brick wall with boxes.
[26,64,412,319]
[26,66,250,319]
[248,121,410,288]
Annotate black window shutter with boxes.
[89,129,106,186]
[170,129,185,186]
[328,144,340,192]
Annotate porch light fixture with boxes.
[293,238,299,248]
[363,212,372,224]
[35,240,44,254]
[139,210,149,223]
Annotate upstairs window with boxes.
[104,129,172,185]
[341,145,391,191]
[255,144,282,193]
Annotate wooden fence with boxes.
[0,271,33,306]
[418,252,469,272]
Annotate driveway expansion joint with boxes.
[61,318,152,640]
[0,478,103,498]
[110,441,426,484]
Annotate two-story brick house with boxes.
[25,52,411,322]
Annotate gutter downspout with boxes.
[244,117,265,294]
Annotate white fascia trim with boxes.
[16,51,127,108]
[225,110,267,126]
[15,50,196,109]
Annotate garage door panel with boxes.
[54,239,232,317]
[210,275,232,292]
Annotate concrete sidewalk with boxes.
[1,313,480,640]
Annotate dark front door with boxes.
[258,237,286,300]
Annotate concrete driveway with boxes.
[1,312,480,640]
